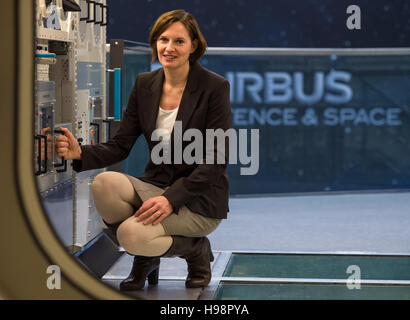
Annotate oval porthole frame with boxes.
[14,0,130,300]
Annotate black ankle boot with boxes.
[162,236,214,288]
[119,255,160,291]
[103,220,161,291]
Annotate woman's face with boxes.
[156,21,198,70]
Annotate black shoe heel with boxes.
[147,267,159,285]
[119,256,160,291]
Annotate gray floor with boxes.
[103,191,410,299]
[209,191,410,253]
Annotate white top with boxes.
[155,106,179,141]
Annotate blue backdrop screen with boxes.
[200,53,410,194]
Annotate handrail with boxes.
[205,47,410,56]
[106,43,410,56]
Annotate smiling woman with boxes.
[149,10,208,112]
[56,9,232,291]
[156,22,197,69]
[148,9,207,65]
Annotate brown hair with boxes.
[148,10,207,64]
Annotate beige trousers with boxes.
[91,171,221,257]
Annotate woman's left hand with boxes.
[135,196,173,225]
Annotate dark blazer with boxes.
[73,62,232,219]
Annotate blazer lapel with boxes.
[172,62,202,136]
[143,63,203,144]
[143,68,164,139]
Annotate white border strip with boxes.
[229,250,410,257]
[220,277,410,286]
[205,47,410,56]
[106,45,410,56]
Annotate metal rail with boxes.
[205,47,410,56]
[107,44,410,56]
[220,277,410,287]
[229,250,410,257]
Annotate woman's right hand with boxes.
[55,127,82,160]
